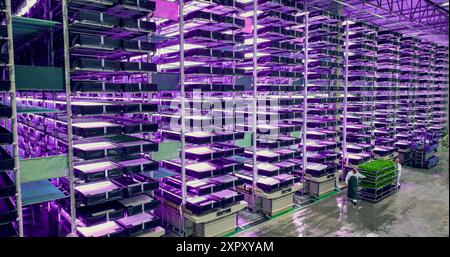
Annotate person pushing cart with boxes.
[345,168,366,205]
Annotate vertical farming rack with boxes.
[0,0,448,237]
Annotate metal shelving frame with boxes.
[2,0,449,238]
[396,36,420,164]
[251,0,258,214]
[432,45,449,139]
[235,0,306,214]
[341,20,378,168]
[60,0,76,237]
[57,0,163,237]
[302,6,344,198]
[374,29,400,158]
[154,0,250,237]
[4,0,23,237]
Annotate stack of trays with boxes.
[244,149,301,163]
[74,157,159,182]
[73,180,124,206]
[303,163,338,177]
[57,0,164,237]
[375,30,401,153]
[185,144,245,161]
[358,159,398,202]
[72,120,158,138]
[155,185,244,216]
[164,174,244,196]
[303,11,344,178]
[115,212,160,237]
[373,146,395,156]
[257,137,301,148]
[77,221,126,237]
[73,136,158,160]
[236,171,300,194]
[155,0,248,222]
[162,158,243,179]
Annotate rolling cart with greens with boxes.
[357,159,398,202]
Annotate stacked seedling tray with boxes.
[53,0,164,237]
[14,95,80,159]
[0,0,19,237]
[406,41,441,169]
[302,9,343,198]
[341,21,377,167]
[374,29,400,159]
[358,159,398,202]
[396,36,420,164]
[415,41,434,135]
[230,0,304,216]
[430,45,449,140]
[153,0,248,237]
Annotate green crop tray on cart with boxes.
[358,159,398,201]
[360,168,396,178]
[360,175,397,190]
[358,159,396,173]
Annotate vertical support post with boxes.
[6,0,23,237]
[372,31,377,154]
[231,0,237,149]
[342,21,350,168]
[49,0,55,67]
[387,37,398,150]
[394,37,399,153]
[178,0,187,234]
[301,10,309,188]
[251,0,258,211]
[61,0,77,237]
[446,51,449,142]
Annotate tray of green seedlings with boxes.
[358,159,396,177]
[359,173,396,190]
[359,167,397,181]
[358,159,397,190]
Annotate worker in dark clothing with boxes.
[345,168,366,205]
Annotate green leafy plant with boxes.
[358,159,395,172]
[358,159,397,190]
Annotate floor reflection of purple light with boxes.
[293,211,305,237]
[335,230,351,237]
[336,195,348,222]
[237,215,247,227]
[246,231,258,237]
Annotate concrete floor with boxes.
[236,149,449,237]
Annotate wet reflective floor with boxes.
[236,149,449,237]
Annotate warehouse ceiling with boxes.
[306,0,449,45]
[12,0,449,45]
